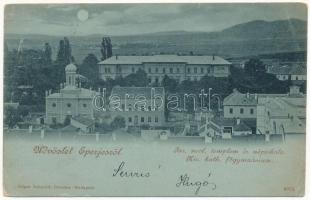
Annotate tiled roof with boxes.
[234,122,252,132]
[61,125,79,132]
[211,117,252,132]
[111,87,164,99]
[268,64,306,75]
[207,123,221,132]
[223,90,257,106]
[72,115,95,126]
[98,55,231,65]
[46,88,96,99]
[211,117,235,126]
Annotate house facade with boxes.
[109,87,165,127]
[45,63,97,124]
[98,55,231,84]
[267,63,306,81]
[223,89,258,119]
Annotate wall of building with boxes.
[276,75,290,81]
[291,74,306,81]
[233,130,252,136]
[224,105,256,119]
[111,110,165,127]
[46,97,93,124]
[109,97,165,127]
[213,65,230,77]
[99,62,230,82]
[256,102,305,135]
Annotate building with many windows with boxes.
[45,63,97,125]
[267,63,306,81]
[98,55,231,84]
[109,86,165,127]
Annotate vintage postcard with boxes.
[3,2,307,197]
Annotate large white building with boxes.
[98,55,231,84]
[45,63,97,125]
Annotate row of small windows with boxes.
[149,76,201,83]
[116,104,160,111]
[128,116,159,123]
[104,66,211,74]
[51,103,87,108]
[229,108,254,114]
[277,75,305,81]
[104,68,111,73]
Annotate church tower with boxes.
[65,63,77,88]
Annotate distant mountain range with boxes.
[5,18,307,63]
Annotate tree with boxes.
[100,37,113,60]
[4,106,21,128]
[161,75,178,92]
[57,39,65,63]
[79,54,99,86]
[123,69,148,87]
[110,116,126,129]
[230,65,290,94]
[63,37,72,64]
[43,42,52,64]
[57,37,72,65]
[100,37,107,61]
[244,58,266,76]
[106,37,113,58]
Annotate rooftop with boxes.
[211,117,252,132]
[98,55,231,65]
[72,115,95,127]
[111,86,164,99]
[65,63,77,72]
[46,88,96,99]
[223,90,258,106]
[268,64,306,75]
[223,89,304,106]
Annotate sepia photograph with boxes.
[2,2,307,197]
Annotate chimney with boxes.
[116,54,118,60]
[45,90,48,96]
[212,54,215,60]
[236,118,241,125]
[246,92,250,98]
[254,93,258,100]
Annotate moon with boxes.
[77,9,89,22]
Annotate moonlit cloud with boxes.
[4,3,307,36]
